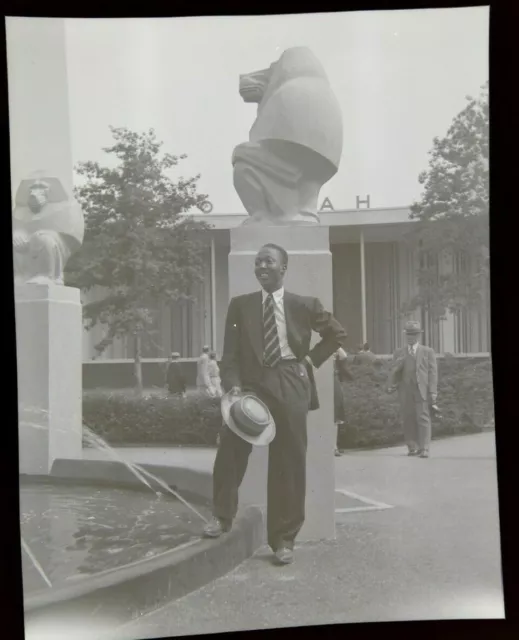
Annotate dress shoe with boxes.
[419,450,430,458]
[203,517,230,538]
[274,547,294,565]
[335,449,342,457]
[407,449,419,456]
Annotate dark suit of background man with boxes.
[387,320,438,458]
[203,243,347,565]
[165,352,186,397]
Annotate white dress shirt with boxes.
[408,342,419,356]
[262,287,296,360]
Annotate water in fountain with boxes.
[19,405,211,595]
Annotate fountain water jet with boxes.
[21,538,52,588]
[82,425,209,524]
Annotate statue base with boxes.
[16,284,82,474]
[228,225,335,542]
[241,212,319,227]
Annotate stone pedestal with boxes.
[228,226,336,541]
[16,284,83,474]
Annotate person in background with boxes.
[208,351,223,398]
[354,342,377,365]
[165,352,186,398]
[334,347,353,456]
[386,320,439,458]
[196,345,212,395]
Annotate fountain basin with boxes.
[21,458,264,633]
[21,480,211,596]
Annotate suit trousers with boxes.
[400,382,432,451]
[212,360,311,551]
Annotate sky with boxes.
[65,7,488,214]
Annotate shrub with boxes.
[83,358,494,450]
[83,391,222,447]
[338,357,494,449]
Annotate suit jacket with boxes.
[166,362,186,394]
[388,344,438,403]
[220,290,347,411]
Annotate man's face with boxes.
[255,246,286,292]
[406,333,419,346]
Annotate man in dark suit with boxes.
[354,342,377,365]
[386,321,438,458]
[203,243,347,565]
[165,352,186,397]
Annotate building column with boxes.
[438,252,456,353]
[360,228,367,344]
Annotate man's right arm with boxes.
[219,297,242,393]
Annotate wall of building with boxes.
[81,233,490,362]
[332,241,421,355]
[332,244,362,350]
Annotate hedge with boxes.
[83,391,222,447]
[83,357,494,450]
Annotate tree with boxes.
[65,126,211,394]
[402,82,489,325]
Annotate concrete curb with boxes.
[23,458,265,627]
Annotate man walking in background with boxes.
[354,343,377,365]
[203,243,347,565]
[196,345,211,395]
[165,352,186,398]
[334,347,352,457]
[386,320,438,458]
[208,351,223,398]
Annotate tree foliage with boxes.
[65,126,211,392]
[403,82,489,321]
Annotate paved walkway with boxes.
[106,432,503,637]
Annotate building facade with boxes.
[81,206,491,361]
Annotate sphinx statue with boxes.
[232,47,343,226]
[12,171,85,286]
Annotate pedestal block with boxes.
[16,284,83,474]
[228,226,336,541]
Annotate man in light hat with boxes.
[196,345,212,395]
[386,320,438,458]
[204,243,347,565]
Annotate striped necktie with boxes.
[263,293,282,367]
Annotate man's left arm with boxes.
[428,348,438,403]
[307,298,347,368]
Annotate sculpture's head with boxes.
[239,65,273,104]
[15,172,69,208]
[27,180,51,214]
[246,46,343,172]
[12,172,85,248]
